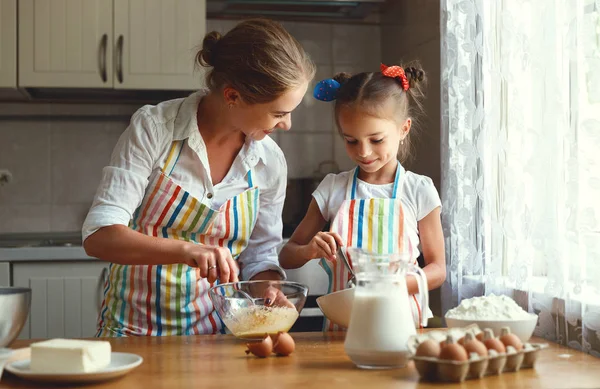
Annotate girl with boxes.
[83,19,315,337]
[279,64,446,330]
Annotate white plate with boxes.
[5,352,143,384]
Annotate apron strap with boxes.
[247,169,253,188]
[391,161,404,199]
[345,167,360,200]
[345,161,404,200]
[162,140,185,177]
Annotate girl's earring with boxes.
[401,140,405,145]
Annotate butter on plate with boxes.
[30,339,111,374]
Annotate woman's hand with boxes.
[306,231,344,262]
[183,244,239,284]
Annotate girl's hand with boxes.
[183,244,239,284]
[306,232,344,262]
[263,286,295,309]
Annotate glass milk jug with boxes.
[343,248,429,369]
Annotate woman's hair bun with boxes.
[333,72,352,85]
[196,31,222,67]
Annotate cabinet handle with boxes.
[98,34,108,82]
[98,267,108,311]
[116,35,124,84]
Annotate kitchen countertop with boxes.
[0,232,92,262]
[0,246,93,262]
[2,331,600,388]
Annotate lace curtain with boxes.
[441,0,600,355]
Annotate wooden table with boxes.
[2,331,600,388]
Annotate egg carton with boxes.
[407,325,549,383]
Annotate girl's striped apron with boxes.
[96,140,260,337]
[319,162,423,331]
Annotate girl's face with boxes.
[227,82,309,140]
[338,106,409,180]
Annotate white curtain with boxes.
[441,0,600,355]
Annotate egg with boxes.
[499,327,523,351]
[245,334,273,358]
[272,332,295,356]
[482,329,506,353]
[462,332,488,357]
[439,335,468,362]
[415,339,441,358]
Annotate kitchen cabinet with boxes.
[18,0,205,90]
[12,261,109,340]
[113,0,206,90]
[0,0,17,88]
[0,262,9,286]
[18,0,113,88]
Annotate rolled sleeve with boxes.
[82,109,165,242]
[237,151,288,281]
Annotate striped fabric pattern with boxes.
[97,140,260,337]
[319,162,422,331]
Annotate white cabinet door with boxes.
[0,0,16,87]
[13,261,109,339]
[18,0,113,88]
[113,0,205,90]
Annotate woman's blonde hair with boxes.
[196,18,316,104]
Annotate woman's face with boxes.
[230,82,309,140]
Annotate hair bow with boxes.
[380,63,409,91]
[313,78,341,102]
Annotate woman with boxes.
[83,18,316,337]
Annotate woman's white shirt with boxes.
[82,90,287,280]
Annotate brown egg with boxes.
[272,332,295,356]
[415,339,441,358]
[245,334,273,358]
[499,327,523,351]
[439,335,468,362]
[462,332,488,357]
[475,332,484,342]
[482,329,506,353]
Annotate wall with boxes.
[0,19,380,234]
[380,0,441,190]
[380,0,442,319]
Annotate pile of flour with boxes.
[445,294,534,320]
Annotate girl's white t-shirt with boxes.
[312,168,442,261]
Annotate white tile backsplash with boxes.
[0,121,51,205]
[279,133,334,179]
[0,205,51,233]
[50,204,90,232]
[0,19,382,233]
[50,121,120,204]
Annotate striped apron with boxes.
[96,140,260,337]
[319,162,423,331]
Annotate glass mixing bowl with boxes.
[209,280,308,340]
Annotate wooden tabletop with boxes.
[2,331,600,389]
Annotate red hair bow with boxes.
[380,63,409,91]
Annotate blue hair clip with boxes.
[313,78,340,102]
